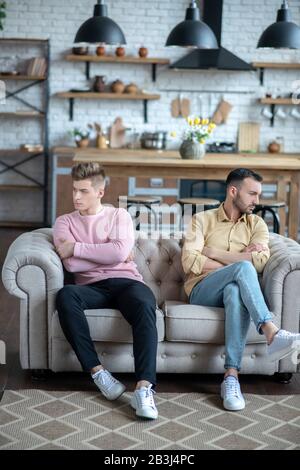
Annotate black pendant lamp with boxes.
[165,1,218,48]
[257,0,300,49]
[74,0,126,45]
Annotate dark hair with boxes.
[71,162,106,188]
[226,168,263,189]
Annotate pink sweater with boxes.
[53,207,143,285]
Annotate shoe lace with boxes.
[98,371,118,390]
[137,386,156,408]
[224,377,240,398]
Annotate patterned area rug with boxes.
[0,390,299,450]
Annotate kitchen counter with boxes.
[52,147,300,239]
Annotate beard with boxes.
[233,194,255,215]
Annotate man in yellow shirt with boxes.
[182,168,300,411]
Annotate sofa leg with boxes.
[274,372,293,384]
[31,369,48,381]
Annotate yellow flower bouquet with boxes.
[178,116,216,159]
[183,116,216,144]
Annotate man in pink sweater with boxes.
[53,162,158,420]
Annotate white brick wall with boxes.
[0,0,300,220]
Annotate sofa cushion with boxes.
[164,301,266,344]
[52,307,165,343]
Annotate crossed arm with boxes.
[202,242,267,269]
[53,210,135,273]
[182,214,270,276]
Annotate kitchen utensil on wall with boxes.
[170,95,190,118]
[238,122,260,152]
[180,98,190,118]
[171,97,180,118]
[212,99,233,124]
[93,75,106,92]
[109,117,126,148]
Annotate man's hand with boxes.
[243,243,268,253]
[202,246,216,259]
[56,238,75,260]
[125,250,135,263]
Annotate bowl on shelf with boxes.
[124,83,139,94]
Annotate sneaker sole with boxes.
[102,385,126,401]
[130,401,158,420]
[223,400,246,411]
[267,344,299,362]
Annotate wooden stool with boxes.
[177,197,220,229]
[119,195,161,230]
[253,200,286,234]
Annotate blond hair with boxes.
[71,162,106,188]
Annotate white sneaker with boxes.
[221,375,245,411]
[93,369,126,401]
[131,384,158,419]
[267,329,300,362]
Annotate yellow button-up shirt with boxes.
[181,203,270,297]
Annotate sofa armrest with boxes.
[262,233,300,333]
[2,228,64,298]
[1,228,64,369]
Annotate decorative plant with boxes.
[0,2,6,31]
[182,116,216,144]
[69,126,91,142]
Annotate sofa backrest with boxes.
[42,228,187,307]
[134,232,187,306]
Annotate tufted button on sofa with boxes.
[2,229,300,378]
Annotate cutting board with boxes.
[238,122,260,152]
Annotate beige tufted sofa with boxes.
[2,228,300,379]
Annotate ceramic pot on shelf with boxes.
[138,46,148,58]
[179,140,206,160]
[93,75,106,92]
[76,138,89,148]
[96,46,106,56]
[111,79,125,93]
[115,46,125,57]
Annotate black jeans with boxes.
[55,278,158,385]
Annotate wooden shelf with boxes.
[258,98,299,127]
[0,185,42,191]
[253,62,300,69]
[0,38,48,44]
[0,112,43,118]
[66,54,169,81]
[259,98,298,105]
[56,92,160,123]
[252,62,300,85]
[56,91,160,100]
[0,74,46,80]
[66,54,169,65]
[0,149,45,157]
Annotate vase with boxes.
[76,138,89,148]
[179,140,205,159]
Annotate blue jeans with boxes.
[189,261,273,371]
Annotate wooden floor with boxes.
[0,228,300,396]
